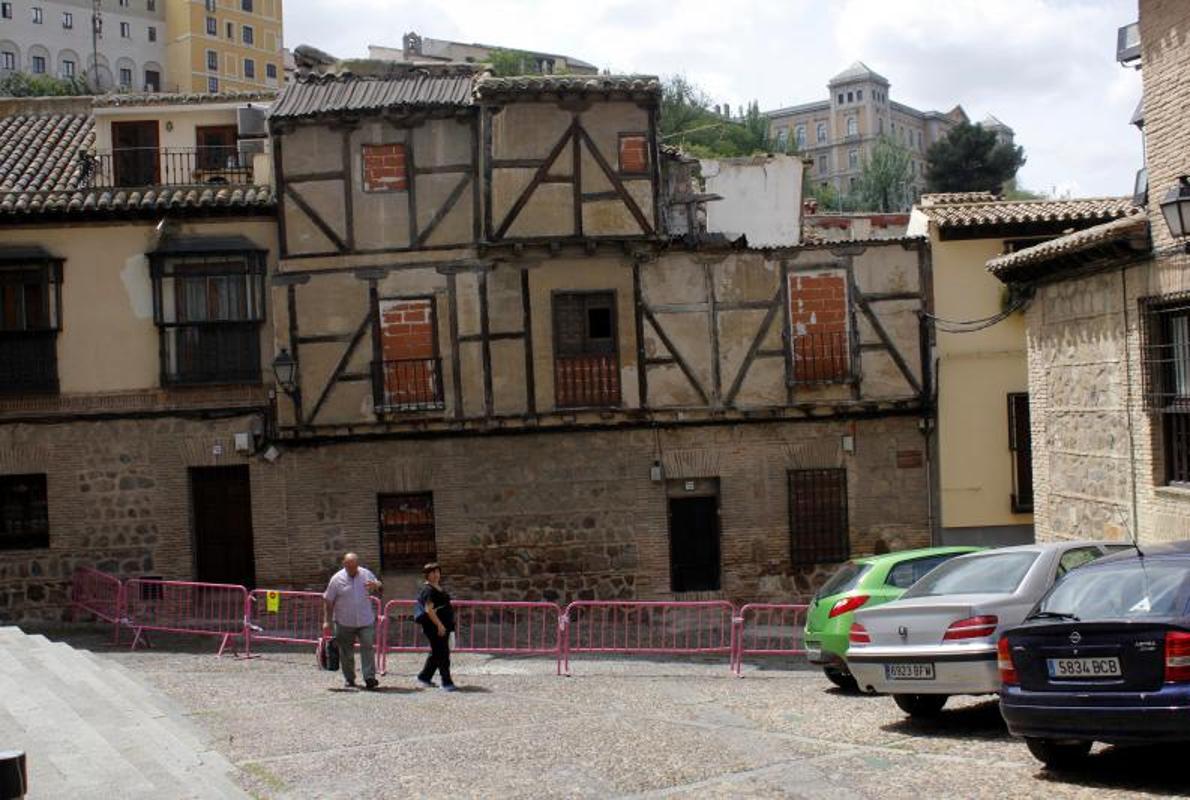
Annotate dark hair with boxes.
[423,562,441,576]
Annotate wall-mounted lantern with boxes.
[1160,175,1190,240]
[271,348,297,395]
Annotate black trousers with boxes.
[417,622,453,686]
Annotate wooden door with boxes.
[111,120,159,186]
[190,465,256,587]
[668,495,721,592]
[196,124,238,172]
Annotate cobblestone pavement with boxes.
[47,631,1187,799]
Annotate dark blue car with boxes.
[998,542,1190,768]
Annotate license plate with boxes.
[1047,657,1122,678]
[805,647,822,662]
[884,663,935,680]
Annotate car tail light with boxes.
[943,615,999,640]
[829,594,870,619]
[1165,631,1190,683]
[997,636,1018,685]
[849,623,870,645]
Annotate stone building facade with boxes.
[987,0,1190,545]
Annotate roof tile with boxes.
[986,213,1150,280]
[270,66,480,120]
[916,195,1136,229]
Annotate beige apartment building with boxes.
[766,62,999,207]
[368,31,598,75]
[164,0,283,93]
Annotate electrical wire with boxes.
[926,293,1031,333]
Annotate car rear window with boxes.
[901,552,1039,598]
[885,553,963,589]
[815,562,872,598]
[1039,560,1188,619]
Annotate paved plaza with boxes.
[25,629,1183,800]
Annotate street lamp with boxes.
[271,348,297,394]
[1159,175,1190,239]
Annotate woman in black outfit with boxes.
[415,562,457,692]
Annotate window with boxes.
[0,475,48,551]
[118,0,128,6]
[148,25,156,42]
[62,11,72,28]
[207,76,218,92]
[794,124,806,149]
[206,49,218,71]
[31,56,45,74]
[241,0,252,8]
[553,291,619,408]
[241,24,253,44]
[206,15,216,34]
[205,0,216,10]
[243,57,254,79]
[61,60,74,78]
[856,89,863,101]
[848,148,859,170]
[618,133,648,174]
[226,21,233,38]
[788,271,849,384]
[816,121,827,144]
[31,6,42,23]
[848,176,857,191]
[878,118,883,134]
[789,469,848,565]
[0,3,10,19]
[0,257,61,393]
[375,298,442,411]
[846,116,858,136]
[846,91,853,102]
[886,554,956,590]
[1141,293,1190,484]
[774,127,789,151]
[149,247,267,385]
[903,552,1038,598]
[1056,546,1102,579]
[836,93,843,105]
[378,494,436,570]
[816,154,828,175]
[1008,391,1033,511]
[119,67,131,87]
[144,68,159,91]
[361,143,407,192]
[120,21,130,37]
[265,62,277,80]
[147,0,155,9]
[1,52,13,71]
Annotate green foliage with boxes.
[925,122,1026,193]
[659,75,769,157]
[487,48,537,77]
[855,136,913,212]
[1000,178,1047,200]
[0,72,92,97]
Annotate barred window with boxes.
[552,291,620,408]
[378,493,436,571]
[789,468,849,565]
[1141,294,1190,485]
[1008,393,1033,512]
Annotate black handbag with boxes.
[317,636,340,672]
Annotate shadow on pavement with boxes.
[450,685,491,694]
[1034,744,1189,796]
[880,698,1010,741]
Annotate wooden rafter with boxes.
[284,183,348,253]
[493,121,578,239]
[575,126,654,236]
[724,288,784,406]
[855,292,923,397]
[305,307,374,425]
[642,307,709,405]
[416,172,473,248]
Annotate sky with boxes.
[282,0,1142,198]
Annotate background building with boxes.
[766,62,996,207]
[0,0,166,90]
[368,31,598,75]
[164,0,283,93]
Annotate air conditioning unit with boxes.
[237,105,267,137]
[238,138,266,160]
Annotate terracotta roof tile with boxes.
[271,66,479,120]
[0,113,94,194]
[915,195,1135,229]
[0,185,275,218]
[986,212,1150,280]
[92,90,276,108]
[475,74,660,99]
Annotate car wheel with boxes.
[892,693,948,717]
[823,666,858,692]
[1025,738,1092,769]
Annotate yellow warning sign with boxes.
[266,590,280,613]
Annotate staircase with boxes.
[0,626,245,799]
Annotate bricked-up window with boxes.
[618,133,649,175]
[0,257,62,394]
[789,469,849,565]
[1008,393,1033,512]
[150,243,266,386]
[378,494,436,570]
[0,474,48,551]
[553,291,620,408]
[1141,293,1190,485]
[788,271,850,384]
[362,143,408,192]
[375,297,443,412]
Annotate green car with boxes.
[804,546,983,690]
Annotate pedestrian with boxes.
[415,562,457,692]
[322,552,382,690]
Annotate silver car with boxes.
[846,541,1128,717]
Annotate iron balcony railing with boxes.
[79,146,254,189]
[554,353,620,408]
[0,330,58,394]
[374,357,445,412]
[791,330,850,384]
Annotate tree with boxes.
[659,76,770,158]
[925,122,1026,193]
[487,48,536,77]
[0,72,91,97]
[855,136,913,212]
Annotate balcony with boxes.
[80,146,255,189]
[554,353,620,408]
[374,358,445,412]
[0,330,58,394]
[791,330,850,384]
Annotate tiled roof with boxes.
[270,67,479,119]
[915,195,1136,229]
[475,74,660,99]
[0,186,276,218]
[830,61,888,86]
[765,100,831,118]
[986,213,1150,280]
[92,90,276,108]
[0,113,94,193]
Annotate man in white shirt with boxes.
[322,552,382,689]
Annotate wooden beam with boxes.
[415,172,472,249]
[285,170,345,183]
[297,333,354,345]
[406,137,419,246]
[369,281,383,412]
[286,283,303,422]
[575,125,654,236]
[781,261,793,405]
[494,121,577,240]
[471,115,482,243]
[521,269,536,415]
[643,307,709,405]
[724,287,783,406]
[633,260,647,409]
[490,158,548,169]
[305,306,373,425]
[706,263,721,405]
[863,291,923,302]
[856,293,923,397]
[447,272,463,418]
[482,109,494,239]
[341,130,355,252]
[284,184,347,253]
[414,163,473,175]
[572,114,583,237]
[459,330,524,343]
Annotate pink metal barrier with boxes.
[123,579,249,657]
[732,603,810,676]
[246,590,381,670]
[561,601,736,675]
[70,567,125,642]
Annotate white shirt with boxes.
[323,567,377,628]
